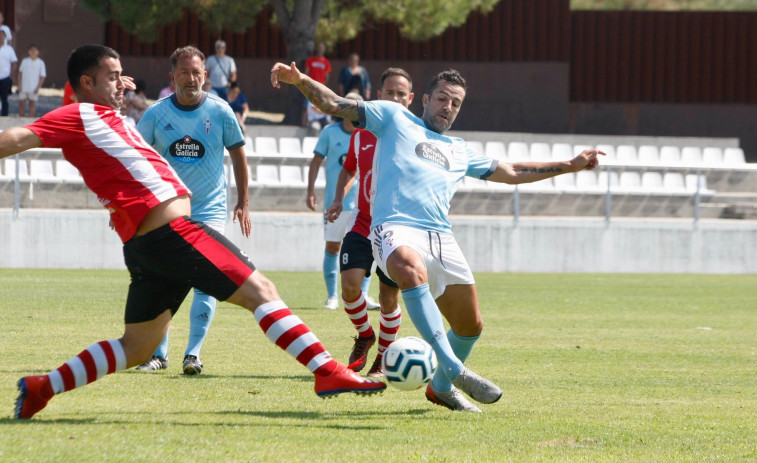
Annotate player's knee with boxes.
[341,280,362,300]
[325,242,341,254]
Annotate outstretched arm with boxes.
[0,127,43,159]
[271,61,359,122]
[487,148,604,184]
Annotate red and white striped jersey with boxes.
[343,128,376,238]
[26,103,189,242]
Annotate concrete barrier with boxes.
[2,209,755,274]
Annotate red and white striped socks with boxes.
[48,339,127,395]
[254,300,338,376]
[344,294,374,338]
[377,307,402,358]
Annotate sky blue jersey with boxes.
[313,121,357,211]
[137,92,245,225]
[357,100,497,233]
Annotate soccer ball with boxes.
[382,336,437,391]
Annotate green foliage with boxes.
[1,270,757,461]
[194,0,269,35]
[82,0,188,42]
[365,0,500,41]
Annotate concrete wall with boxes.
[2,209,755,274]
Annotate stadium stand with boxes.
[4,135,757,219]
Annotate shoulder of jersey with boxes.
[206,92,227,104]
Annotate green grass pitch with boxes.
[1,269,756,462]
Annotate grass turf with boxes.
[1,269,756,462]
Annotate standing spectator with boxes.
[304,42,331,85]
[337,53,371,99]
[0,12,12,46]
[18,44,46,118]
[62,81,76,105]
[226,81,249,131]
[206,39,236,100]
[123,78,148,124]
[0,30,17,116]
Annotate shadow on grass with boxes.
[0,408,432,428]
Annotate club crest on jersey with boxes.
[170,135,206,163]
[204,119,212,134]
[415,142,450,170]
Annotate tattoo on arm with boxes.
[520,167,564,174]
[297,78,359,122]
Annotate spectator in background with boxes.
[337,53,370,99]
[0,12,12,46]
[305,42,331,86]
[226,81,249,132]
[18,44,46,117]
[202,79,218,97]
[62,81,76,105]
[206,39,236,100]
[0,29,17,116]
[124,78,148,123]
[158,80,174,99]
[302,100,330,137]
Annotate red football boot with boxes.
[15,375,54,419]
[314,363,386,397]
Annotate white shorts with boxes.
[18,92,39,102]
[324,210,351,243]
[370,223,474,299]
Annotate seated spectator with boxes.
[226,82,249,132]
[302,100,331,137]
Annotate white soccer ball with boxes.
[382,336,437,391]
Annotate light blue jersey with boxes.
[137,92,245,225]
[313,122,357,211]
[358,100,497,233]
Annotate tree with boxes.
[83,0,499,122]
[83,0,499,69]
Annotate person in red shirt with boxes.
[62,81,76,105]
[304,42,331,85]
[5,44,385,420]
[326,68,414,377]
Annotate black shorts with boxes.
[122,216,256,324]
[339,231,398,288]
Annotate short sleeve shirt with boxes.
[137,92,244,225]
[313,122,357,211]
[357,100,497,233]
[26,103,189,242]
[342,129,376,238]
[305,56,332,84]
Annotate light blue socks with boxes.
[430,330,479,392]
[154,331,169,359]
[401,284,464,382]
[361,274,371,294]
[323,250,339,298]
[151,288,217,360]
[185,289,217,357]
